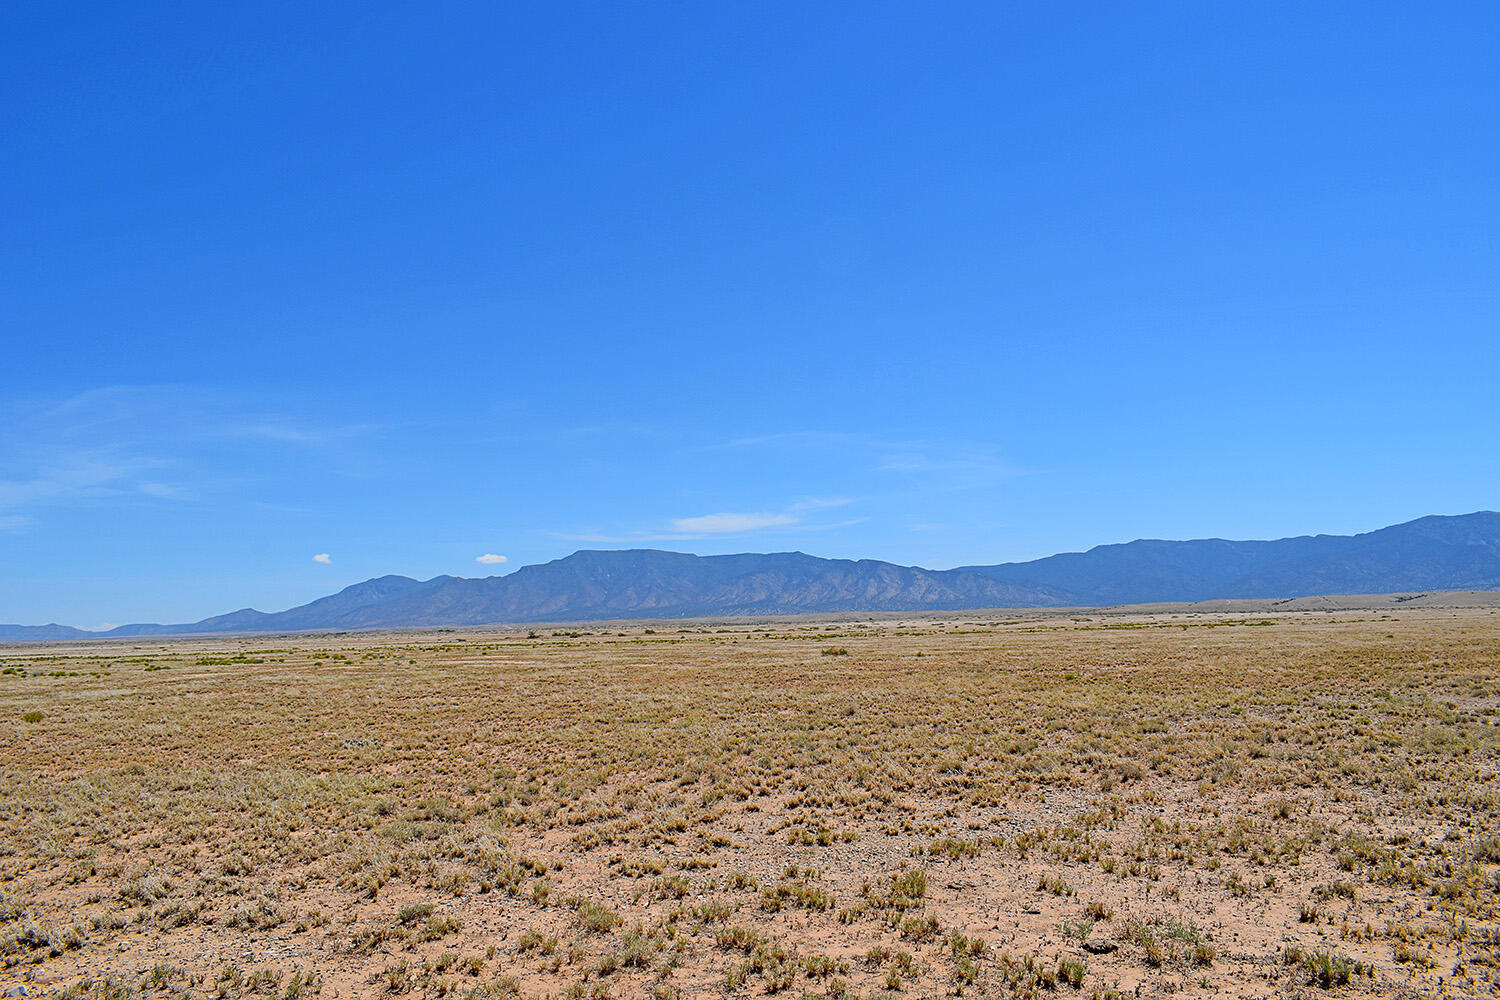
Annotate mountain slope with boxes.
[3,512,1498,640]
[965,512,1500,605]
[180,552,1070,630]
[330,550,1070,627]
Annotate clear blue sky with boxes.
[3,3,1497,627]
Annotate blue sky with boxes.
[3,3,1498,627]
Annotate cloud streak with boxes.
[226,422,381,446]
[555,518,867,544]
[716,429,1029,482]
[0,455,174,509]
[669,512,799,534]
[557,497,861,543]
[0,386,389,529]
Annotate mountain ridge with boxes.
[5,511,1498,640]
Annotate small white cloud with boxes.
[312,553,332,564]
[476,553,507,565]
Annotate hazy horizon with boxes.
[11,509,1499,631]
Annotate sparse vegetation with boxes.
[2,608,1498,996]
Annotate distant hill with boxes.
[962,511,1500,605]
[3,512,1498,640]
[80,553,1071,637]
[0,623,95,641]
[96,575,433,636]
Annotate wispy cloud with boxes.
[312,553,332,564]
[0,454,173,509]
[669,512,799,534]
[717,429,1029,482]
[137,481,191,500]
[875,450,1025,476]
[476,553,507,565]
[226,422,380,446]
[718,430,864,450]
[557,497,861,543]
[790,497,854,511]
[0,386,386,528]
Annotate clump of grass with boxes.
[1057,955,1086,987]
[1038,874,1074,896]
[417,914,462,941]
[1059,918,1094,940]
[892,868,927,900]
[760,882,834,912]
[926,836,980,859]
[948,930,987,957]
[567,897,623,932]
[397,902,434,924]
[1284,946,1371,987]
[1393,939,1433,968]
[517,928,559,954]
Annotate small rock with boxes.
[1082,939,1118,954]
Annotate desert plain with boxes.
[2,606,1499,998]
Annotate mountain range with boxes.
[5,511,1499,641]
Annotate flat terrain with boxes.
[3,608,1499,998]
